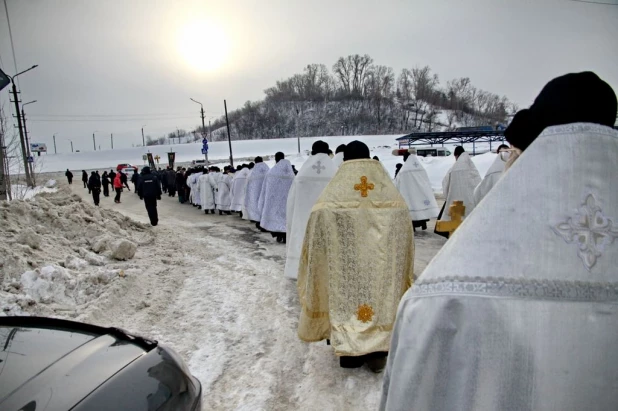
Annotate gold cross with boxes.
[354,176,375,197]
[435,201,466,238]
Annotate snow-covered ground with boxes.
[32,134,501,194]
[1,178,447,410]
[10,179,58,200]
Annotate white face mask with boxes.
[499,151,511,162]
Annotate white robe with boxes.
[244,163,270,221]
[190,172,202,205]
[395,154,440,221]
[284,154,336,279]
[381,123,618,411]
[440,152,481,221]
[332,152,344,168]
[208,173,220,208]
[198,173,215,210]
[216,173,233,211]
[231,168,250,212]
[241,170,252,220]
[473,154,506,206]
[259,159,295,232]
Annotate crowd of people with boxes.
[64,71,618,410]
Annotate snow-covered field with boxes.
[33,134,501,194]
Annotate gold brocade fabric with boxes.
[297,159,415,356]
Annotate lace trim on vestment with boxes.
[409,277,618,302]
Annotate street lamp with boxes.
[7,65,38,187]
[93,130,98,151]
[190,98,208,165]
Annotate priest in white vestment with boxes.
[207,167,221,213]
[191,170,203,208]
[198,170,215,214]
[259,152,295,242]
[381,71,618,411]
[395,149,439,230]
[332,144,346,168]
[231,165,250,214]
[241,164,254,220]
[244,158,269,222]
[298,141,414,372]
[435,147,481,237]
[473,144,510,206]
[216,167,233,214]
[284,141,336,279]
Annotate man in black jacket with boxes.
[88,171,102,206]
[65,169,74,185]
[167,168,177,197]
[137,167,162,226]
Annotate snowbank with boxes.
[11,180,58,200]
[0,187,151,316]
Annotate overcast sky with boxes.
[1,0,616,152]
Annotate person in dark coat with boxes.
[88,171,102,206]
[82,170,88,190]
[102,171,110,196]
[109,169,117,187]
[137,166,162,226]
[167,168,177,197]
[176,168,186,203]
[130,169,140,194]
[65,169,74,185]
[118,171,130,191]
[160,168,168,193]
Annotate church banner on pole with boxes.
[146,153,156,170]
[168,152,176,169]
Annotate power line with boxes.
[28,112,222,118]
[28,116,200,123]
[569,0,618,4]
[3,0,19,88]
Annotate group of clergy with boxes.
[172,71,617,410]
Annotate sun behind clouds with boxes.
[176,20,230,73]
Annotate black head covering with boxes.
[335,144,347,154]
[275,152,284,162]
[454,146,465,157]
[254,157,263,163]
[142,166,151,174]
[343,141,370,161]
[311,140,330,155]
[506,71,617,150]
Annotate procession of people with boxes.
[66,71,618,410]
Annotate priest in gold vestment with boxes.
[297,141,415,372]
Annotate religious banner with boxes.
[168,152,176,169]
[146,153,156,170]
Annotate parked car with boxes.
[192,159,207,165]
[0,316,202,410]
[117,163,139,172]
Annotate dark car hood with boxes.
[0,317,155,410]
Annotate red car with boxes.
[117,163,139,172]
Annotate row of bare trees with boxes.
[146,54,517,144]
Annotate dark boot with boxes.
[219,210,223,216]
[340,356,364,369]
[365,352,388,373]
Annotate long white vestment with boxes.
[217,173,233,211]
[259,159,295,232]
[332,152,344,168]
[191,172,203,206]
[440,152,481,220]
[284,154,336,279]
[395,154,439,221]
[244,163,270,221]
[199,173,215,210]
[381,123,618,411]
[473,154,506,206]
[231,168,250,212]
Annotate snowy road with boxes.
[69,181,445,410]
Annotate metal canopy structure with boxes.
[397,130,506,154]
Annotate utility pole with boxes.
[21,100,37,181]
[224,99,234,167]
[10,81,33,187]
[208,120,211,138]
[141,125,146,147]
[92,132,97,151]
[0,133,10,201]
[190,98,208,166]
[53,133,57,154]
[111,133,113,149]
[69,140,74,153]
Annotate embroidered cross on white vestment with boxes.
[552,194,618,271]
[312,161,326,175]
[413,162,420,168]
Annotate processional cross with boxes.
[435,201,466,238]
[354,176,374,197]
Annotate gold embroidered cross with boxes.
[354,176,374,197]
[435,200,466,238]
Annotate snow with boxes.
[11,180,58,200]
[36,135,503,196]
[1,177,447,409]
